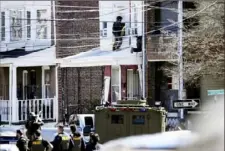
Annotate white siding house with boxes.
[0,1,58,124]
[57,1,145,104]
[0,1,52,51]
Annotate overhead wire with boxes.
[0,1,217,54]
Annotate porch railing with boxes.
[0,97,57,123]
[18,98,56,122]
[0,100,10,122]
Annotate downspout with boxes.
[142,0,146,99]
[129,0,131,46]
[55,64,59,123]
[51,0,56,46]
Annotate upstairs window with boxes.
[36,9,47,39]
[10,10,22,41]
[101,22,107,37]
[103,22,107,29]
[27,11,31,39]
[1,12,5,41]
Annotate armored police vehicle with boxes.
[95,100,167,143]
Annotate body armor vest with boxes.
[58,133,70,151]
[30,140,46,151]
[71,135,81,151]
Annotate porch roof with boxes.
[0,46,56,67]
[57,47,142,67]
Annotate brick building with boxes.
[55,0,103,120]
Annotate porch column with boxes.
[55,64,59,123]
[10,64,18,123]
[42,66,45,98]
[119,66,122,100]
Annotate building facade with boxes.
[56,0,144,120]
[55,0,102,119]
[0,1,57,124]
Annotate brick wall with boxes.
[55,0,103,120]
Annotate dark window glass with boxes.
[85,116,94,128]
[103,22,107,29]
[1,12,5,41]
[111,115,124,124]
[132,115,145,125]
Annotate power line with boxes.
[1,1,180,22]
[0,1,217,54]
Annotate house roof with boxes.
[57,47,142,67]
[0,48,42,59]
[0,46,56,67]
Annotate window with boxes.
[1,12,5,41]
[45,70,50,98]
[167,77,172,89]
[27,11,31,39]
[132,115,145,125]
[84,116,94,128]
[30,70,37,99]
[36,9,47,39]
[111,115,124,124]
[127,69,140,100]
[103,22,107,29]
[111,67,120,103]
[10,10,22,41]
[101,22,107,37]
[132,5,138,35]
[22,70,28,100]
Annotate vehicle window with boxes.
[111,115,124,124]
[75,119,80,126]
[0,136,18,144]
[84,116,94,128]
[132,115,145,125]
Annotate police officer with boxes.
[16,129,29,151]
[70,124,81,151]
[51,123,74,151]
[85,132,101,151]
[28,130,53,151]
[112,16,125,51]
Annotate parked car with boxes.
[0,131,19,151]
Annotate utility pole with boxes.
[142,0,146,99]
[178,0,184,119]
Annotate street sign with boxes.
[207,89,224,96]
[173,99,200,110]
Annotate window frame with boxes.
[10,10,23,41]
[1,11,5,41]
[26,11,31,39]
[36,9,47,39]
[111,114,124,124]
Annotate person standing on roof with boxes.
[112,16,125,51]
[16,130,29,151]
[51,124,74,151]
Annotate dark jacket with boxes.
[85,143,100,151]
[16,136,29,151]
[28,138,51,151]
[51,133,74,151]
[70,133,82,151]
[112,22,125,36]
